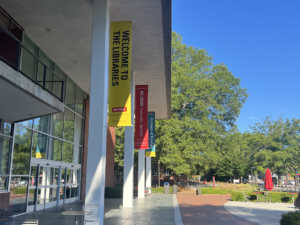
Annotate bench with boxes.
[14,219,38,224]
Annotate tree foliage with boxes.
[155,32,248,176]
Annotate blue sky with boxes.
[172,0,300,132]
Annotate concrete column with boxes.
[84,0,110,224]
[138,150,145,198]
[146,157,151,188]
[123,73,134,207]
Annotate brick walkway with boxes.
[177,193,257,225]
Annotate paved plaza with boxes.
[225,201,298,225]
[177,193,256,225]
[9,194,176,225]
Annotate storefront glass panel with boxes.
[31,132,48,159]
[0,136,11,174]
[64,109,75,143]
[10,176,29,214]
[33,116,50,134]
[49,138,62,161]
[51,113,64,139]
[12,126,32,175]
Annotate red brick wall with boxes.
[105,127,115,187]
[80,99,89,201]
[0,192,10,208]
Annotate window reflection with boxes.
[31,132,48,159]
[18,119,33,129]
[12,126,32,175]
[34,116,50,134]
[62,142,73,163]
[75,86,85,116]
[74,115,83,145]
[21,35,39,81]
[64,109,74,142]
[51,112,64,139]
[0,121,12,136]
[10,177,29,214]
[0,136,12,174]
[49,138,62,161]
[65,77,76,110]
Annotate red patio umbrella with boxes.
[264,168,273,191]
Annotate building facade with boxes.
[0,8,85,214]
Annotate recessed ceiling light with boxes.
[28,114,33,116]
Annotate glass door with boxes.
[27,164,38,212]
[28,164,59,211]
[65,168,80,203]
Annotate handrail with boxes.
[0,24,63,83]
[0,24,64,101]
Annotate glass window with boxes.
[54,168,59,185]
[28,188,36,206]
[21,35,39,80]
[61,168,65,184]
[0,136,12,174]
[1,121,12,136]
[64,109,74,143]
[23,35,39,57]
[10,176,29,214]
[12,126,32,175]
[31,132,48,159]
[18,119,33,129]
[75,86,85,116]
[34,116,50,134]
[73,146,82,164]
[65,77,76,110]
[10,22,22,41]
[0,10,10,30]
[49,138,62,161]
[51,112,64,139]
[30,165,37,187]
[0,26,19,67]
[62,142,73,163]
[0,177,7,190]
[53,66,66,100]
[37,51,54,91]
[74,115,83,145]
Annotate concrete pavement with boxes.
[224,201,298,225]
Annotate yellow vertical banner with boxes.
[108,21,132,127]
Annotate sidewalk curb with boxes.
[173,194,184,225]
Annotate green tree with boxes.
[155,32,248,177]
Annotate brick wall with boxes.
[105,127,115,187]
[0,192,10,208]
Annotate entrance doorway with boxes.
[27,160,80,212]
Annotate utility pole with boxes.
[251,167,256,191]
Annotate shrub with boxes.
[151,187,173,194]
[202,188,295,203]
[12,186,27,194]
[105,187,123,198]
[201,188,231,195]
[280,211,300,225]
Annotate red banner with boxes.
[135,85,148,149]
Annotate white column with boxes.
[138,150,145,198]
[146,157,151,188]
[84,0,109,224]
[123,73,134,207]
